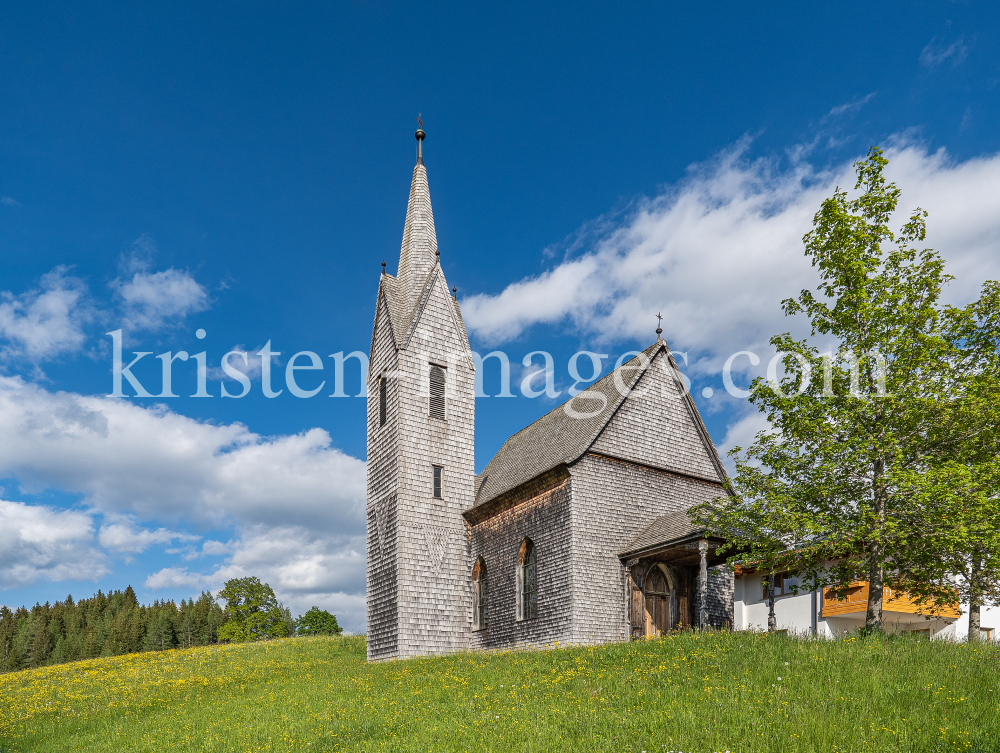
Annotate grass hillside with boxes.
[0,631,996,752]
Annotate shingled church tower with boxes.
[365,128,476,661]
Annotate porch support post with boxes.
[698,539,709,629]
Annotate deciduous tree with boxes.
[217,577,288,642]
[295,607,343,636]
[694,147,1000,631]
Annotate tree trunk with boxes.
[968,555,983,643]
[969,601,982,643]
[865,552,884,632]
[767,574,777,632]
[865,454,887,632]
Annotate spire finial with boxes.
[415,113,426,165]
[381,259,386,274]
[452,285,457,300]
[655,312,663,342]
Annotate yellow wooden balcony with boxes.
[822,582,960,619]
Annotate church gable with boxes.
[590,349,723,483]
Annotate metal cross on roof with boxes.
[415,113,425,128]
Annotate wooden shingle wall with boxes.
[569,354,732,642]
[568,453,729,642]
[384,272,475,659]
[366,288,400,660]
[467,468,574,649]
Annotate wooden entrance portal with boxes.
[627,558,702,639]
[643,565,674,637]
[621,510,732,639]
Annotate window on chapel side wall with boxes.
[517,538,537,621]
[473,558,488,630]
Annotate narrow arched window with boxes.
[429,364,446,420]
[517,538,537,621]
[473,557,488,630]
[378,377,387,427]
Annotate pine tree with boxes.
[28,614,52,668]
[143,611,174,652]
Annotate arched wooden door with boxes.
[644,566,670,637]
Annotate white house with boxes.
[733,567,998,641]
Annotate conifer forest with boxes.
[0,588,227,673]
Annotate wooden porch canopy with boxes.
[618,509,729,567]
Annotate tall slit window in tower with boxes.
[433,466,443,498]
[429,364,446,420]
[517,538,537,621]
[378,377,387,427]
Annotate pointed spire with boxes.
[655,312,664,343]
[397,126,439,311]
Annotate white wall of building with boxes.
[733,573,999,642]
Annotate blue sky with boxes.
[1,1,999,631]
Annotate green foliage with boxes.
[893,280,1000,637]
[0,589,225,674]
[295,607,342,636]
[217,577,288,642]
[693,147,1000,631]
[1,633,997,752]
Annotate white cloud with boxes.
[462,141,1000,377]
[98,518,200,554]
[0,267,92,361]
[199,539,232,556]
[145,526,366,629]
[0,244,209,359]
[114,268,210,332]
[145,527,364,595]
[824,92,876,120]
[206,346,266,383]
[1,196,21,207]
[0,377,366,530]
[143,566,208,591]
[715,409,773,476]
[920,37,969,68]
[0,375,367,626]
[0,499,107,587]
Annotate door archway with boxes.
[643,565,676,637]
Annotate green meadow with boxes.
[0,631,996,752]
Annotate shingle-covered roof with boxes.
[377,273,407,345]
[474,342,661,506]
[618,509,704,556]
[396,162,438,313]
[376,156,466,353]
[377,265,470,362]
